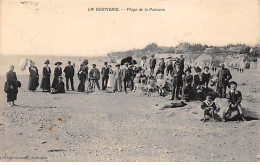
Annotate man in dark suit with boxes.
[216,63,232,98]
[171,63,183,100]
[63,61,75,90]
[149,54,156,76]
[101,62,109,90]
[121,62,133,93]
[180,55,185,73]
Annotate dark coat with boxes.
[171,68,183,86]
[28,66,39,91]
[201,101,217,116]
[55,81,65,93]
[227,90,242,106]
[64,65,74,78]
[101,67,109,78]
[52,67,62,88]
[78,66,88,80]
[193,74,204,87]
[202,72,211,86]
[89,68,100,80]
[5,71,19,102]
[158,61,166,71]
[217,68,232,87]
[149,58,156,69]
[121,67,132,80]
[40,67,51,90]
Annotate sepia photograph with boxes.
[0,0,259,162]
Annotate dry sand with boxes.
[0,68,259,162]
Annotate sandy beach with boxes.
[0,66,259,162]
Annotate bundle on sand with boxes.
[158,101,187,110]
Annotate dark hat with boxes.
[108,65,112,67]
[204,92,216,99]
[67,61,72,64]
[195,67,202,72]
[115,64,120,67]
[104,62,108,65]
[55,62,62,65]
[44,60,50,64]
[228,81,237,88]
[203,66,209,69]
[185,68,191,73]
[141,56,147,60]
[167,56,172,59]
[92,64,96,66]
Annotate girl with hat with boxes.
[107,65,114,88]
[182,67,193,101]
[50,76,65,94]
[224,81,246,122]
[77,63,88,92]
[202,66,211,88]
[52,62,63,88]
[28,61,39,91]
[40,60,51,92]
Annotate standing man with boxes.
[156,58,166,76]
[63,61,75,90]
[89,64,101,90]
[101,62,109,90]
[180,55,185,74]
[121,62,133,93]
[166,56,173,76]
[171,63,183,100]
[216,63,232,98]
[149,54,156,76]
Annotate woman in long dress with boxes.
[77,64,88,92]
[5,65,20,106]
[40,60,51,92]
[52,62,62,88]
[107,65,114,88]
[28,61,39,91]
[113,64,122,92]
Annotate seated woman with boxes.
[146,75,156,93]
[5,65,21,106]
[51,76,65,94]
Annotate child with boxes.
[146,75,156,94]
[157,73,166,96]
[201,93,217,122]
[139,69,147,85]
[133,73,140,92]
[224,81,245,122]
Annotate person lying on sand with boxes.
[223,81,246,122]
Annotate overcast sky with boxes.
[1,0,259,56]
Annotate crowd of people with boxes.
[4,54,247,122]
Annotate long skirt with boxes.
[28,76,39,91]
[78,78,86,92]
[7,92,17,102]
[107,74,114,88]
[113,78,122,92]
[40,77,51,91]
[52,77,59,88]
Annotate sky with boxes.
[1,0,260,56]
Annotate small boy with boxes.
[157,73,166,96]
[133,73,140,92]
[224,81,245,122]
[201,93,217,122]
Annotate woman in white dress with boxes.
[107,65,114,88]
